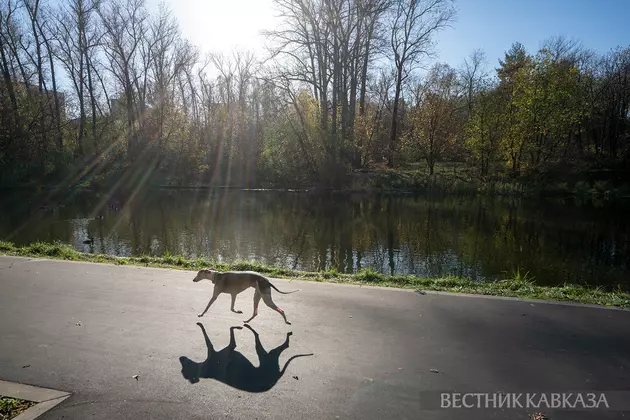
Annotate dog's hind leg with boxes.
[244,290,262,323]
[261,292,291,325]
[243,324,267,364]
[269,330,292,360]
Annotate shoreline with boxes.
[1,241,628,310]
[2,170,629,202]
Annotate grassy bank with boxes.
[1,241,628,309]
[0,396,36,419]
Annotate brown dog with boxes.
[192,269,298,325]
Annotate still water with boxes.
[1,189,628,288]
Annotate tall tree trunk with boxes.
[125,73,135,157]
[27,1,44,93]
[0,41,22,144]
[359,20,374,116]
[331,32,338,139]
[349,17,361,168]
[38,21,63,150]
[7,41,30,96]
[87,58,97,151]
[389,69,403,167]
[340,30,349,141]
[84,30,98,152]
[76,6,86,156]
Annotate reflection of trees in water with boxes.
[201,193,626,285]
[1,190,629,287]
[386,197,396,276]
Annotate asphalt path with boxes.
[0,256,629,419]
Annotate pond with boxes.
[1,189,629,288]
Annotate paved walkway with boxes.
[0,256,629,419]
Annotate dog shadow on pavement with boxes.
[179,322,313,392]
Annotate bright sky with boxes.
[146,0,630,71]
[435,0,630,69]
[145,0,278,56]
[45,0,629,94]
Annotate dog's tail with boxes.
[280,353,314,376]
[269,282,300,294]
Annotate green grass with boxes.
[1,241,629,309]
[1,396,36,419]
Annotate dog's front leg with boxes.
[230,293,243,314]
[198,293,219,317]
[196,322,215,355]
[228,325,243,349]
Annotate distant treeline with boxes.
[0,0,628,190]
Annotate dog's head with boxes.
[179,356,201,383]
[193,268,216,283]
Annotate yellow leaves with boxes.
[353,114,372,140]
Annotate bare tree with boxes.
[234,50,256,172]
[21,0,54,170]
[264,0,332,131]
[358,0,391,117]
[459,48,487,113]
[23,0,44,93]
[33,3,63,149]
[1,1,31,89]
[0,0,24,146]
[211,51,236,165]
[55,0,101,155]
[99,0,147,158]
[387,0,455,167]
[148,8,193,153]
[264,0,396,169]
